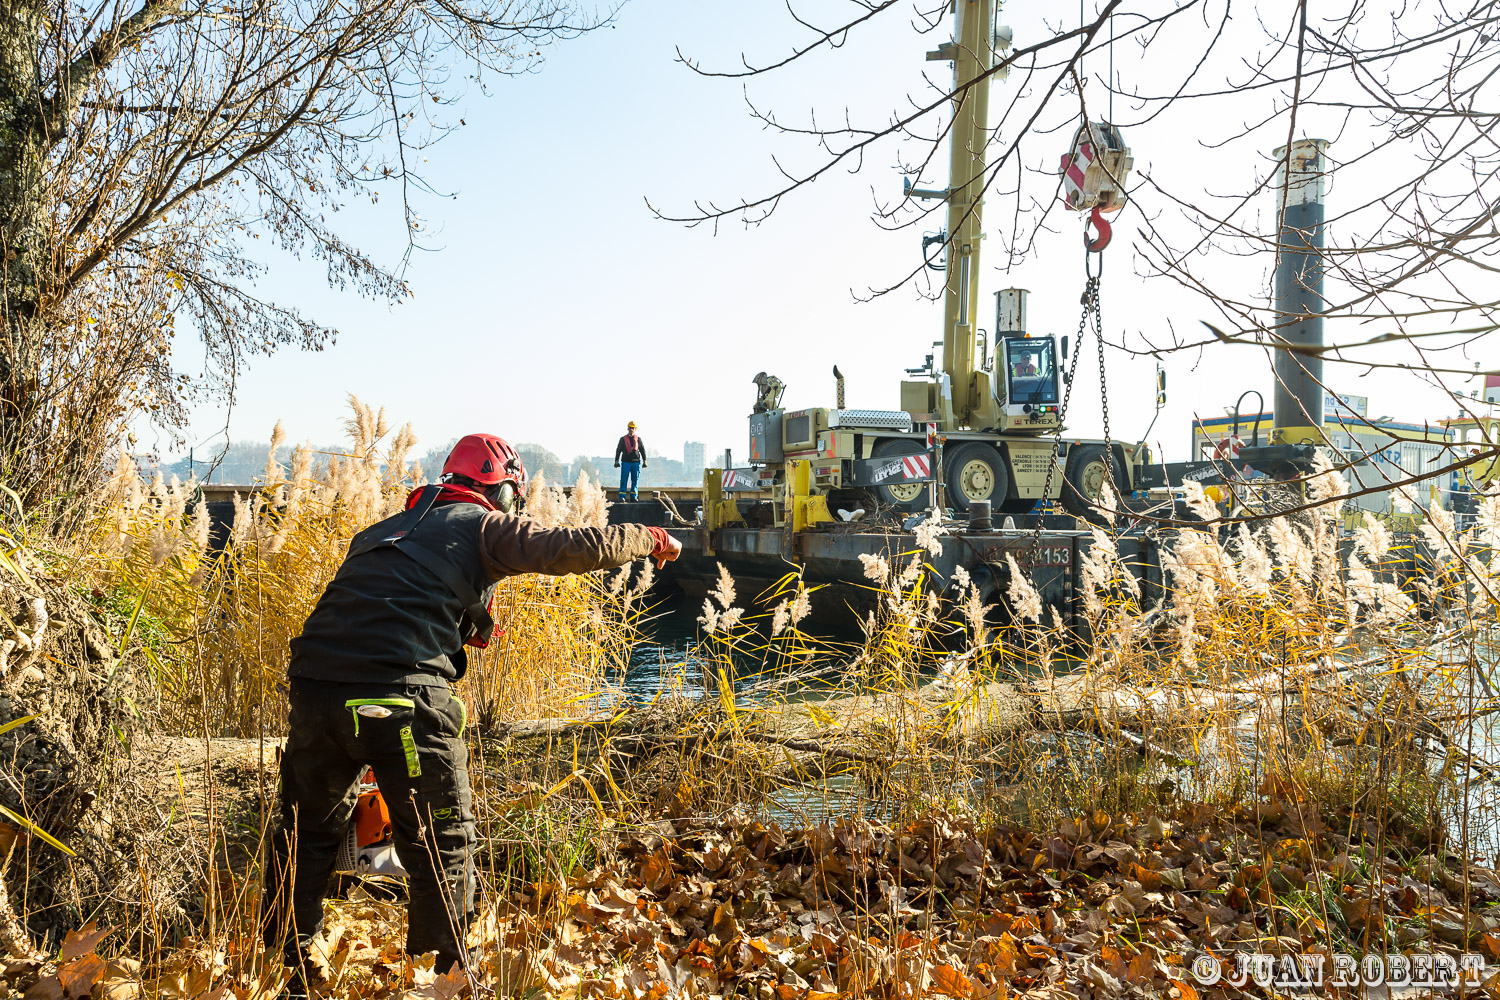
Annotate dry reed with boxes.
[9,437,1500,997]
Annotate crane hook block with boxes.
[1060,121,1133,216]
[1085,206,1112,253]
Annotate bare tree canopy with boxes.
[663,1,1498,331]
[657,0,1500,517]
[0,0,600,511]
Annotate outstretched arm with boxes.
[477,514,678,579]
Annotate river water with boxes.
[614,596,867,701]
[613,604,1500,852]
[618,596,704,699]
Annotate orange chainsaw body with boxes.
[353,769,393,848]
[334,768,407,877]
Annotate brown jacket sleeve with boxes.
[476,512,656,581]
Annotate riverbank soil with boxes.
[19,781,1497,999]
[4,541,1494,998]
[10,686,1500,1000]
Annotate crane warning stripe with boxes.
[1060,141,1094,209]
[721,470,738,489]
[902,454,932,479]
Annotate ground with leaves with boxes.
[487,796,1493,1000]
[12,781,1500,999]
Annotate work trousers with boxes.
[619,461,641,501]
[263,677,476,974]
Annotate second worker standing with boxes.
[614,421,647,502]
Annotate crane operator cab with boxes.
[1000,335,1062,430]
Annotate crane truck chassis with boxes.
[733,291,1151,527]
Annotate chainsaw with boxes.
[333,768,409,878]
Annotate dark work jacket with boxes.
[615,435,645,464]
[289,501,495,687]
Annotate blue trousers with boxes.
[618,462,640,500]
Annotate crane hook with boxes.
[1084,206,1112,253]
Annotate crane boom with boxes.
[939,0,996,430]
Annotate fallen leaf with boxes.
[401,963,468,999]
[58,954,106,998]
[640,850,675,893]
[1081,958,1123,998]
[409,952,438,986]
[1138,816,1171,843]
[96,977,141,1000]
[1433,918,1471,944]
[60,924,112,963]
[22,977,64,1000]
[1159,867,1187,891]
[1121,880,1165,912]
[978,934,1021,975]
[931,963,974,997]
[1127,949,1155,984]
[712,901,741,949]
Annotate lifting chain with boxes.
[1028,260,1096,567]
[1091,250,1115,501]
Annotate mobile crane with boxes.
[734,0,1154,525]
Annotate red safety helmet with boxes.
[441,434,525,512]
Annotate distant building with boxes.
[1190,407,1456,516]
[683,441,705,476]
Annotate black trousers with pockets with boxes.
[262,677,476,973]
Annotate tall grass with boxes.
[1,399,654,991]
[77,397,646,736]
[75,399,418,734]
[14,435,1500,996]
[670,457,1498,854]
[467,473,651,729]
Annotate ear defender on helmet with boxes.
[488,482,517,513]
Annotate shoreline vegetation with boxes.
[2,403,1500,998]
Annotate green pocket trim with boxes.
[345,698,414,736]
[400,725,421,777]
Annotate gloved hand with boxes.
[645,527,682,569]
[614,461,620,468]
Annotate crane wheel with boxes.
[944,443,1010,513]
[870,439,928,512]
[1062,444,1125,525]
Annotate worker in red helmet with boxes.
[263,433,681,995]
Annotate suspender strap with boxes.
[346,484,495,643]
[392,537,495,642]
[347,484,444,559]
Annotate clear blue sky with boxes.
[147,0,1492,471]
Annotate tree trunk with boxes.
[0,3,54,505]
